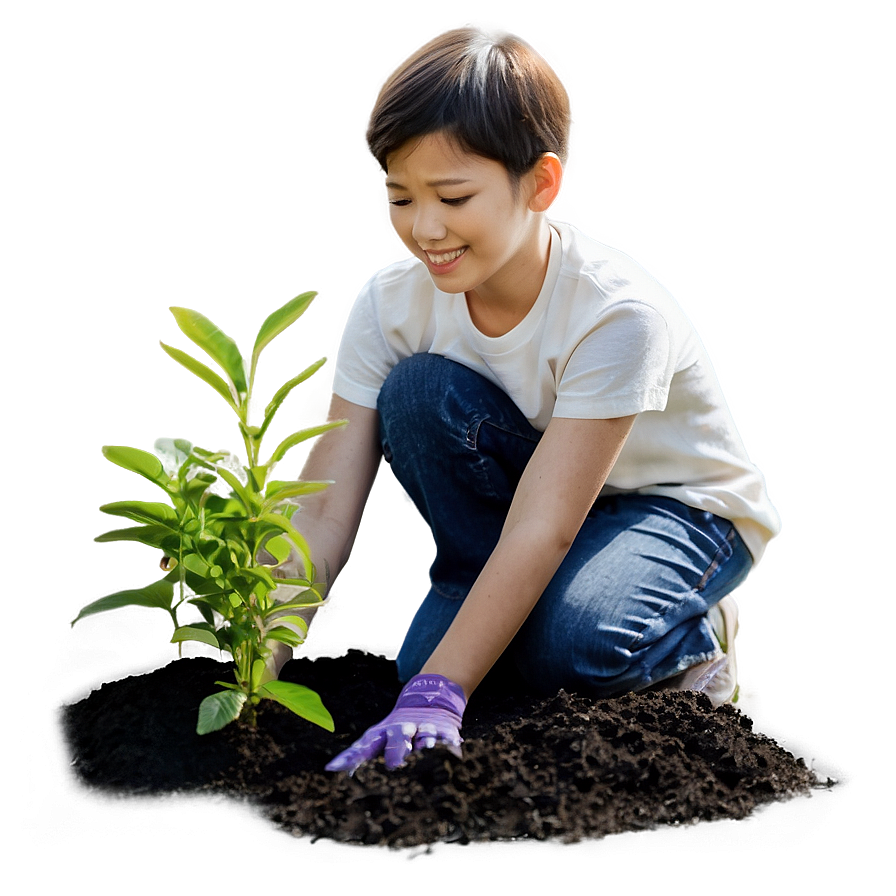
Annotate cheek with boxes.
[389,209,414,245]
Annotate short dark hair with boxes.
[367,28,570,178]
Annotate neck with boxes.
[465,220,552,337]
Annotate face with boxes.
[384,132,547,306]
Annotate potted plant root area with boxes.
[61,649,830,848]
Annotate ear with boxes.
[528,153,563,213]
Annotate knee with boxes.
[379,352,484,403]
[378,354,451,429]
[377,353,492,451]
[510,611,641,697]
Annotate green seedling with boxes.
[73,292,346,735]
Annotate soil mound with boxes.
[62,650,823,847]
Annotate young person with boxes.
[278,27,780,774]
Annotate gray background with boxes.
[4,1,890,891]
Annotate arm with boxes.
[289,393,382,587]
[267,394,381,672]
[325,412,635,773]
[420,413,635,698]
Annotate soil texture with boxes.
[62,650,824,847]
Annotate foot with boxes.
[650,596,740,707]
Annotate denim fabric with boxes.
[377,353,753,697]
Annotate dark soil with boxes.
[62,650,825,847]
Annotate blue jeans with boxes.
[377,353,753,697]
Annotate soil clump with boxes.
[62,650,823,847]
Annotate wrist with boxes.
[399,673,467,716]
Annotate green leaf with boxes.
[267,419,348,466]
[102,446,170,489]
[99,500,179,527]
[263,590,324,612]
[258,357,327,437]
[267,614,309,647]
[160,342,238,409]
[171,624,221,649]
[202,492,243,514]
[234,565,276,592]
[268,614,310,634]
[71,578,174,625]
[257,512,313,579]
[259,533,291,565]
[94,524,177,550]
[182,553,211,577]
[183,470,219,501]
[214,464,258,514]
[246,464,266,493]
[258,681,334,731]
[250,291,317,384]
[196,690,246,734]
[266,628,304,648]
[193,446,228,462]
[250,658,267,692]
[169,307,248,401]
[261,480,331,514]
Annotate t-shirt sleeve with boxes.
[332,266,438,407]
[553,300,675,419]
[331,277,398,409]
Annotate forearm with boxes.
[286,395,382,590]
[421,414,635,699]
[286,501,362,594]
[420,520,572,698]
[265,395,381,672]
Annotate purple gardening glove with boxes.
[325,674,466,774]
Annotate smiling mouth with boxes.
[425,247,467,266]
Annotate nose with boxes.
[411,203,448,245]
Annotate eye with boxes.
[441,196,471,206]
[389,198,412,207]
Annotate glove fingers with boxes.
[383,722,417,770]
[325,728,387,774]
[412,722,463,756]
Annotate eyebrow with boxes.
[385,178,472,190]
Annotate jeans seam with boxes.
[430,581,466,601]
[694,525,737,592]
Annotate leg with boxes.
[509,494,753,696]
[378,354,753,694]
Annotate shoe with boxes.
[652,596,740,707]
[697,595,740,706]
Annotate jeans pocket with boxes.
[473,419,541,500]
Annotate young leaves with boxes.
[267,420,348,467]
[257,357,327,440]
[159,341,237,411]
[102,446,170,490]
[250,291,316,388]
[169,307,248,404]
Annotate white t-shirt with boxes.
[333,221,780,562]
